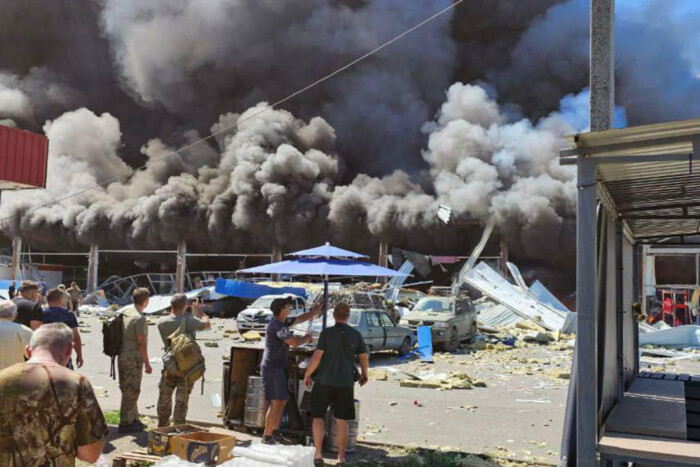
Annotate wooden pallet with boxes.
[111,449,161,467]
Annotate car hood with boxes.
[402,311,454,322]
[239,308,272,318]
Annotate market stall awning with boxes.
[287,243,368,259]
[561,118,700,241]
[238,258,407,277]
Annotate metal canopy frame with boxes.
[561,117,700,465]
[561,118,700,243]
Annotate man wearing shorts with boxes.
[261,297,321,445]
[304,303,369,465]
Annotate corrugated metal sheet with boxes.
[0,125,48,189]
[506,262,528,290]
[464,262,566,331]
[477,303,526,328]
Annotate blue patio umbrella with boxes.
[238,243,407,328]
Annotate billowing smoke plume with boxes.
[0,0,699,292]
[1,81,606,259]
[1,105,341,252]
[99,0,456,175]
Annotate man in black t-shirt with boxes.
[304,302,368,466]
[12,280,43,330]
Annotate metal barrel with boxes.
[244,376,268,428]
[326,400,360,453]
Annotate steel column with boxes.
[271,244,283,281]
[577,160,598,466]
[87,245,99,293]
[579,0,615,463]
[175,240,187,293]
[10,236,22,281]
[500,238,509,276]
[615,220,625,399]
[378,238,388,285]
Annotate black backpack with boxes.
[102,312,124,379]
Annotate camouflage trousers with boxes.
[157,371,194,427]
[118,355,143,425]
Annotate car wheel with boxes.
[465,322,478,343]
[445,329,459,353]
[397,337,411,356]
[366,345,373,360]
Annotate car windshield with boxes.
[413,297,453,313]
[250,297,277,308]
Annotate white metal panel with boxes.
[530,280,570,313]
[464,262,566,331]
[477,303,525,328]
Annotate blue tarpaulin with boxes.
[417,326,433,363]
[215,279,307,300]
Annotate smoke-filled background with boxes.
[1,0,699,291]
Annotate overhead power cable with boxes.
[0,0,464,225]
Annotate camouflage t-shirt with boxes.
[0,362,109,466]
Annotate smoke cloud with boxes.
[100,0,456,175]
[0,0,699,292]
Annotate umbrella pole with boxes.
[322,275,329,330]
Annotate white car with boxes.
[236,294,307,333]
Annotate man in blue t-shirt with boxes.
[42,288,83,369]
[261,297,321,445]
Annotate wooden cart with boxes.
[221,343,314,439]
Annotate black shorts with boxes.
[310,383,355,420]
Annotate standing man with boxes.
[12,280,42,330]
[156,294,210,427]
[0,323,108,465]
[261,297,321,445]
[0,300,32,371]
[118,288,153,433]
[8,281,16,299]
[42,288,84,369]
[68,282,83,317]
[304,303,369,466]
[57,284,73,313]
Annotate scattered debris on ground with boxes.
[242,330,262,341]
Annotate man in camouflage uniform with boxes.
[0,323,108,466]
[118,287,153,433]
[156,293,210,427]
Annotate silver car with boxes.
[309,308,414,356]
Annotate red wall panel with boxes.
[0,125,48,189]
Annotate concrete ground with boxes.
[76,315,575,465]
